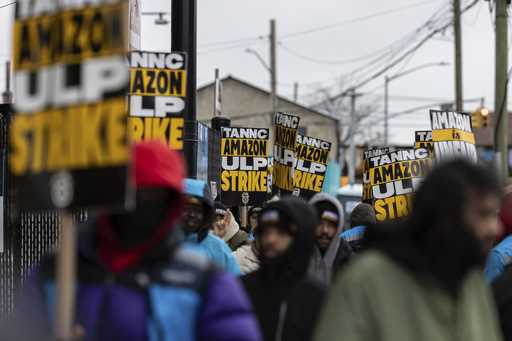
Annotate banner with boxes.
[414,130,434,153]
[364,148,431,222]
[129,51,187,150]
[293,135,331,199]
[221,127,270,206]
[273,112,300,194]
[10,0,130,210]
[429,110,477,162]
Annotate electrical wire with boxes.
[0,1,15,9]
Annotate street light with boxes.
[384,62,450,145]
[245,48,276,116]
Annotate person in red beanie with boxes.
[10,141,262,341]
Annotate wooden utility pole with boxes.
[293,82,299,102]
[453,0,463,112]
[270,19,277,114]
[495,0,509,179]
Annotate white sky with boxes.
[0,0,503,144]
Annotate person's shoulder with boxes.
[341,250,401,283]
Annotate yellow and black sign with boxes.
[129,51,187,150]
[364,148,432,222]
[415,130,434,154]
[362,147,395,203]
[11,0,130,210]
[430,110,477,162]
[293,135,331,199]
[273,112,300,194]
[221,127,269,206]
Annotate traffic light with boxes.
[471,110,482,129]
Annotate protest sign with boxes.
[365,148,431,222]
[293,135,331,199]
[221,127,270,206]
[10,0,130,211]
[273,112,300,194]
[129,51,187,150]
[362,147,396,203]
[429,110,477,162]
[415,130,434,154]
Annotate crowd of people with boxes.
[6,140,512,341]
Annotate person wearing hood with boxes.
[340,203,376,253]
[234,206,262,274]
[242,197,325,341]
[213,202,249,251]
[308,193,352,286]
[248,206,262,239]
[315,160,503,341]
[11,141,261,341]
[182,179,241,275]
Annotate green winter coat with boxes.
[314,251,503,341]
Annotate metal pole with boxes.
[173,0,198,178]
[348,89,356,185]
[2,61,12,104]
[270,19,277,114]
[384,76,389,146]
[454,0,463,112]
[214,68,220,117]
[495,0,509,179]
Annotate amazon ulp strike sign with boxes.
[221,127,269,206]
[129,51,187,150]
[415,130,434,153]
[293,135,331,199]
[429,110,477,162]
[364,148,431,222]
[362,147,395,204]
[10,0,130,210]
[273,112,300,195]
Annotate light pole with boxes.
[384,62,450,145]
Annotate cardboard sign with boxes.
[10,0,130,210]
[362,147,396,203]
[221,127,270,206]
[128,51,187,150]
[365,148,431,222]
[429,110,477,162]
[293,135,331,199]
[273,112,300,194]
[415,130,434,154]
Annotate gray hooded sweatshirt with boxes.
[308,193,351,286]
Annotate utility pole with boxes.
[2,61,12,104]
[270,19,277,115]
[384,76,389,145]
[293,82,299,102]
[348,89,362,186]
[495,0,509,179]
[453,0,463,112]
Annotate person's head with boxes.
[309,193,344,253]
[411,159,502,257]
[249,207,262,232]
[350,203,376,228]
[257,197,318,280]
[108,141,185,248]
[212,202,228,238]
[182,179,214,239]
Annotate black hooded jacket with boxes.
[242,198,325,341]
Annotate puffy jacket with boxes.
[184,179,241,275]
[485,236,512,283]
[234,242,260,275]
[222,211,249,251]
[308,193,352,285]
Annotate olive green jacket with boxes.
[314,251,503,341]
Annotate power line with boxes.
[0,1,15,9]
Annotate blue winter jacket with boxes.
[484,235,512,283]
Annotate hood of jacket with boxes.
[222,210,240,242]
[97,141,185,272]
[256,197,318,285]
[308,193,345,285]
[184,179,214,242]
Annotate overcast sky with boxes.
[0,0,501,144]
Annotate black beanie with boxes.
[314,201,340,226]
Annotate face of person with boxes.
[182,198,204,233]
[464,193,502,253]
[260,225,293,259]
[316,220,338,252]
[212,214,227,238]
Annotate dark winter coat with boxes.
[242,198,326,341]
